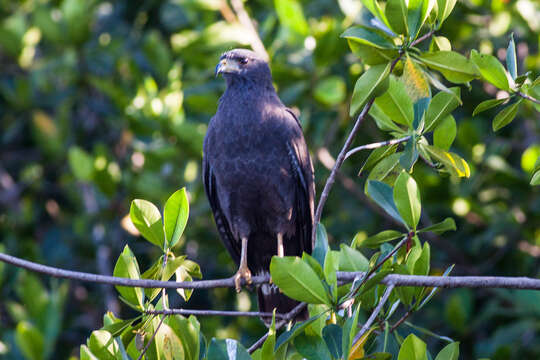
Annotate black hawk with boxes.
[203,49,315,325]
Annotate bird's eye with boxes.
[239,57,249,65]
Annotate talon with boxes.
[234,266,252,292]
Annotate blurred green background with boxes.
[0,0,539,358]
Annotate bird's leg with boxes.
[277,233,284,258]
[234,237,252,292]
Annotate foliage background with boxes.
[0,0,539,358]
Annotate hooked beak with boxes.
[215,58,240,77]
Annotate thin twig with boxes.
[517,91,540,105]
[353,284,395,344]
[345,136,411,160]
[410,29,436,47]
[2,252,540,290]
[229,0,269,61]
[137,315,164,360]
[145,309,287,319]
[313,98,376,242]
[390,310,412,332]
[247,302,307,354]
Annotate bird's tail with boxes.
[257,283,308,327]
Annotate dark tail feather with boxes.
[257,284,308,327]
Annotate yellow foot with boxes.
[234,266,252,293]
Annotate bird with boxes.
[202,48,315,325]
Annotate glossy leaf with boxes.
[402,56,431,102]
[393,172,422,230]
[16,322,44,360]
[130,199,165,248]
[341,26,394,49]
[113,245,144,309]
[342,304,361,359]
[434,342,460,360]
[424,87,460,132]
[531,170,540,186]
[206,338,251,360]
[166,315,200,360]
[385,0,408,35]
[322,324,343,359]
[358,144,399,176]
[374,76,414,127]
[472,98,507,116]
[294,333,332,360]
[339,244,369,271]
[400,136,419,171]
[361,230,404,248]
[367,180,404,225]
[164,188,189,248]
[407,0,435,39]
[398,334,428,360]
[350,62,391,116]
[275,314,324,352]
[424,145,471,178]
[506,34,517,80]
[492,100,522,131]
[270,256,330,304]
[419,51,478,84]
[436,0,457,24]
[434,115,456,150]
[274,0,309,35]
[313,223,329,266]
[418,217,456,234]
[470,50,510,91]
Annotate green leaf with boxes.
[407,0,435,39]
[323,250,340,301]
[275,314,324,351]
[315,76,347,106]
[366,153,403,188]
[113,245,144,310]
[506,34,517,80]
[413,242,430,276]
[369,104,406,132]
[87,330,119,360]
[16,321,44,360]
[166,315,200,360]
[313,223,329,266]
[374,76,414,127]
[342,304,361,359]
[431,36,451,51]
[361,230,404,248]
[274,0,309,35]
[358,144,399,176]
[393,172,422,230]
[322,324,343,359]
[270,256,330,304]
[347,41,399,65]
[68,146,94,181]
[398,334,428,360]
[206,338,251,360]
[472,98,507,116]
[470,50,510,91]
[294,333,332,360]
[385,0,408,35]
[424,145,471,178]
[80,345,99,360]
[164,188,189,248]
[434,115,456,150]
[419,51,478,84]
[130,199,165,248]
[367,180,404,225]
[492,100,522,131]
[350,62,391,116]
[424,87,460,132]
[436,0,457,24]
[434,342,460,360]
[531,170,540,186]
[341,26,395,49]
[339,244,369,271]
[359,0,390,28]
[400,137,419,171]
[418,217,456,234]
[303,252,324,279]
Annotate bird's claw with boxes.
[234,266,252,293]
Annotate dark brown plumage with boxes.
[202,49,315,325]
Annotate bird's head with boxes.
[215,49,272,86]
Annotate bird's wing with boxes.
[202,156,241,265]
[285,109,315,253]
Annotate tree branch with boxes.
[352,284,395,344]
[517,91,540,105]
[345,136,411,160]
[145,309,287,319]
[2,252,540,290]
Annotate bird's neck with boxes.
[219,80,280,109]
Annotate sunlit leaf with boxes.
[506,34,517,80]
[418,217,456,234]
[206,338,251,360]
[385,0,408,35]
[373,76,414,127]
[393,172,421,230]
[424,87,460,132]
[113,245,144,310]
[472,98,508,116]
[424,145,471,178]
[130,199,165,248]
[341,26,395,49]
[402,56,430,102]
[434,342,460,360]
[492,100,522,131]
[164,188,189,248]
[367,180,404,225]
[434,115,456,150]
[350,62,391,116]
[419,51,478,84]
[470,50,510,91]
[398,334,428,360]
[274,0,309,35]
[360,230,404,248]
